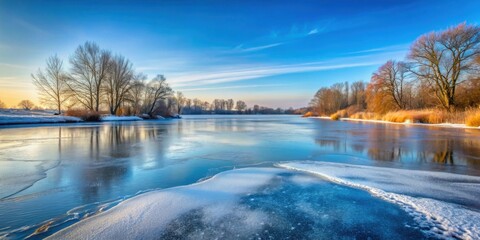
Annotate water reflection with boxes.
[312,120,480,171]
[1,116,480,239]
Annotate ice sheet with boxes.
[278,161,480,239]
[101,115,143,121]
[0,160,59,199]
[47,168,285,239]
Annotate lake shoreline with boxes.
[308,116,480,130]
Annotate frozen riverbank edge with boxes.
[278,161,480,239]
[0,110,148,125]
[309,116,480,130]
[46,162,480,239]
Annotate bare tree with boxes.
[408,23,480,111]
[350,81,366,108]
[128,73,147,115]
[31,55,70,114]
[18,100,35,110]
[143,74,173,117]
[226,99,234,111]
[371,60,409,109]
[67,41,111,111]
[104,55,134,115]
[175,92,186,115]
[236,100,247,112]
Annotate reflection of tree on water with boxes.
[430,140,454,165]
[60,124,171,202]
[313,122,480,170]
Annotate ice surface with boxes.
[0,109,81,125]
[0,160,59,199]
[47,168,286,239]
[279,161,480,239]
[101,115,143,121]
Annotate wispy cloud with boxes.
[11,17,47,35]
[178,83,290,92]
[307,28,320,35]
[234,42,284,52]
[0,62,33,69]
[345,43,410,55]
[168,50,404,88]
[0,77,31,89]
[231,21,329,54]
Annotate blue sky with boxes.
[0,0,479,108]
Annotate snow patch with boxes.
[47,168,285,239]
[278,161,480,239]
[0,109,81,125]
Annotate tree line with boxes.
[31,41,175,117]
[310,23,480,116]
[29,42,298,117]
[179,97,295,114]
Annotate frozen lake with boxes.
[0,115,479,239]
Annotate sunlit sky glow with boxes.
[1,0,479,108]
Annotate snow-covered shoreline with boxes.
[277,161,480,239]
[309,116,480,129]
[0,110,152,126]
[0,110,82,125]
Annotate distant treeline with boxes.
[309,23,480,116]
[19,41,299,118]
[179,98,300,115]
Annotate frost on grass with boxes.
[278,161,480,239]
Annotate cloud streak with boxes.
[236,43,284,52]
[178,83,290,92]
[168,49,406,88]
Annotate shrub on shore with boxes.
[330,112,341,120]
[65,109,101,122]
[302,111,317,117]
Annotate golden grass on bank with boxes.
[302,111,316,117]
[330,112,341,120]
[466,108,480,127]
[382,110,449,124]
[330,106,363,120]
[350,112,381,120]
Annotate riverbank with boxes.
[310,116,480,129]
[304,108,480,129]
[0,109,144,125]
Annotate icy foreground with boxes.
[278,161,480,239]
[47,168,286,239]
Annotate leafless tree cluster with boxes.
[18,100,35,110]
[0,99,6,109]
[32,41,174,117]
[310,23,480,115]
[310,81,365,115]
